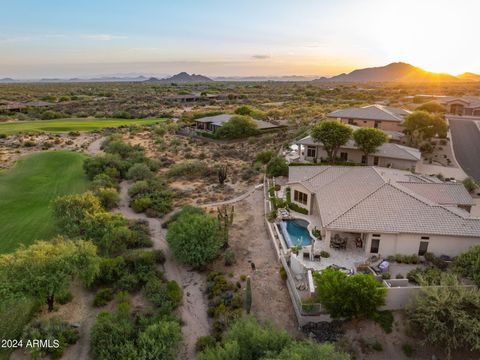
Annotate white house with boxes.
[287,166,480,258]
[296,135,421,171]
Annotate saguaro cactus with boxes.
[217,164,228,185]
[217,205,234,247]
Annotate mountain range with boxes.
[1,64,480,83]
[314,62,479,83]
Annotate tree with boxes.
[166,208,223,267]
[311,121,352,163]
[463,176,478,193]
[313,268,386,319]
[416,101,446,114]
[406,276,480,357]
[353,128,388,161]
[403,110,448,146]
[216,115,259,139]
[0,237,99,311]
[266,156,288,177]
[198,317,350,360]
[52,192,104,237]
[137,321,182,360]
[234,105,255,116]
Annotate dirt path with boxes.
[116,181,210,360]
[86,136,105,155]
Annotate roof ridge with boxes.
[325,181,388,226]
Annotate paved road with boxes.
[449,119,480,181]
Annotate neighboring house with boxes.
[287,166,480,257]
[328,105,410,132]
[433,96,480,116]
[194,114,284,133]
[162,93,238,103]
[296,135,420,170]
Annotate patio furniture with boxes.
[330,234,347,249]
[355,237,363,248]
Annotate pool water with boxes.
[279,219,312,248]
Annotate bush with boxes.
[288,202,308,215]
[127,163,153,180]
[371,340,383,351]
[224,250,236,266]
[453,245,480,285]
[406,277,480,357]
[144,276,183,313]
[372,310,393,333]
[256,150,274,164]
[94,288,114,307]
[167,160,205,179]
[314,268,387,319]
[381,272,391,280]
[266,156,288,177]
[196,335,217,353]
[463,176,478,193]
[406,267,444,285]
[216,115,259,139]
[131,196,153,213]
[94,187,119,210]
[136,320,182,360]
[22,317,79,359]
[279,267,287,281]
[167,209,223,267]
[320,251,330,258]
[57,289,73,305]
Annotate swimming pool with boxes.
[278,219,313,248]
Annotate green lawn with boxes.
[0,151,89,253]
[0,117,165,135]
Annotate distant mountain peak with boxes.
[314,62,462,83]
[146,72,213,83]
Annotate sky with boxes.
[1,0,479,78]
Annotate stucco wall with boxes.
[336,118,404,132]
[288,183,312,214]
[364,232,480,257]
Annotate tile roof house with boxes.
[434,96,480,116]
[287,166,480,258]
[328,105,410,132]
[295,135,420,171]
[194,114,284,133]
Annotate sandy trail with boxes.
[116,181,210,360]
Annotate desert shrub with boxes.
[131,196,153,213]
[127,220,152,248]
[95,256,127,286]
[94,288,114,307]
[453,245,480,285]
[372,310,393,333]
[57,289,73,305]
[91,173,118,191]
[198,317,350,360]
[196,335,217,352]
[406,267,444,285]
[406,276,480,357]
[144,276,183,314]
[314,268,387,319]
[288,202,308,214]
[279,267,287,281]
[128,178,173,217]
[90,303,137,360]
[320,251,330,258]
[216,115,259,139]
[266,156,288,177]
[224,250,236,266]
[83,153,129,180]
[136,320,182,360]
[463,176,478,193]
[22,316,79,359]
[166,160,206,178]
[94,187,119,210]
[381,272,391,280]
[256,150,274,164]
[127,163,153,180]
[167,210,223,267]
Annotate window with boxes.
[340,152,348,161]
[348,119,354,124]
[373,156,379,166]
[293,190,308,205]
[374,121,380,128]
[370,239,380,253]
[418,241,429,256]
[306,146,316,158]
[361,155,367,165]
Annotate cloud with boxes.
[0,36,31,43]
[80,34,128,41]
[251,54,270,59]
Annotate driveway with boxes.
[449,118,480,181]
